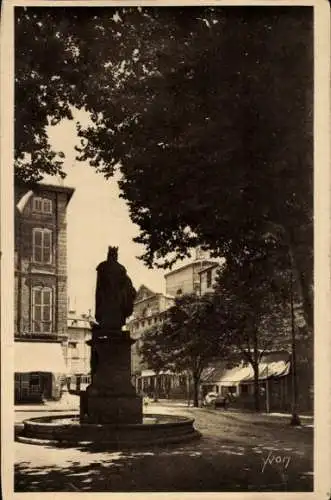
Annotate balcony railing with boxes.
[15,331,68,341]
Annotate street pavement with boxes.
[15,399,313,492]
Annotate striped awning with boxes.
[202,353,291,385]
[242,360,290,382]
[213,361,290,385]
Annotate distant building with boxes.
[66,310,92,375]
[198,262,221,295]
[129,250,221,399]
[65,310,92,393]
[164,254,219,296]
[129,285,174,379]
[201,351,292,412]
[14,182,74,403]
[128,285,190,398]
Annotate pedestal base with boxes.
[82,327,143,424]
[84,394,142,424]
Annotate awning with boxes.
[201,357,290,386]
[218,365,253,384]
[140,369,173,378]
[15,341,67,374]
[242,360,290,382]
[140,369,156,377]
[201,361,228,383]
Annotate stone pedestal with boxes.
[82,327,142,424]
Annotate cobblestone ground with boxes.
[15,401,313,492]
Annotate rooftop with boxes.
[198,262,220,274]
[16,180,75,203]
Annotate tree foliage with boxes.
[213,235,304,411]
[137,324,169,400]
[138,324,171,374]
[140,293,230,407]
[15,7,313,327]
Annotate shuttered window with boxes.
[42,199,52,213]
[32,287,53,333]
[32,228,52,264]
[33,197,52,214]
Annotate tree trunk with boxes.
[287,227,313,332]
[186,372,191,407]
[192,374,200,408]
[289,248,313,331]
[295,265,313,331]
[153,373,159,402]
[252,331,260,412]
[253,362,260,412]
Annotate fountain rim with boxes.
[21,413,196,429]
[17,412,202,448]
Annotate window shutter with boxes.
[33,229,42,262]
[32,287,53,333]
[43,231,52,263]
[32,288,41,332]
[43,199,52,213]
[43,289,51,305]
[33,229,42,245]
[33,197,42,212]
[42,289,51,331]
[32,228,52,264]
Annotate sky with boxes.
[46,111,174,315]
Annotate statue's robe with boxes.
[95,260,136,331]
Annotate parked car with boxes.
[202,392,218,407]
[203,391,235,409]
[216,391,237,409]
[214,394,229,409]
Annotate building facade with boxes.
[201,351,292,412]
[14,182,74,402]
[198,262,221,295]
[65,310,92,392]
[129,285,174,378]
[165,258,219,297]
[66,311,92,376]
[129,251,220,399]
[128,285,190,398]
[128,286,202,399]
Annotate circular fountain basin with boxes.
[16,413,201,449]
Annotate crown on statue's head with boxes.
[107,246,118,260]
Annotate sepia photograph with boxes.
[1,0,330,496]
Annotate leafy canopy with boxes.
[140,293,230,379]
[213,237,294,364]
[15,7,313,328]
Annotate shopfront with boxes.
[15,341,67,403]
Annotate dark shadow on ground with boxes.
[15,405,313,492]
[15,435,313,492]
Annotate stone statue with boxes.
[94,246,136,333]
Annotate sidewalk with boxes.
[15,392,79,413]
[15,395,313,427]
[151,399,314,426]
